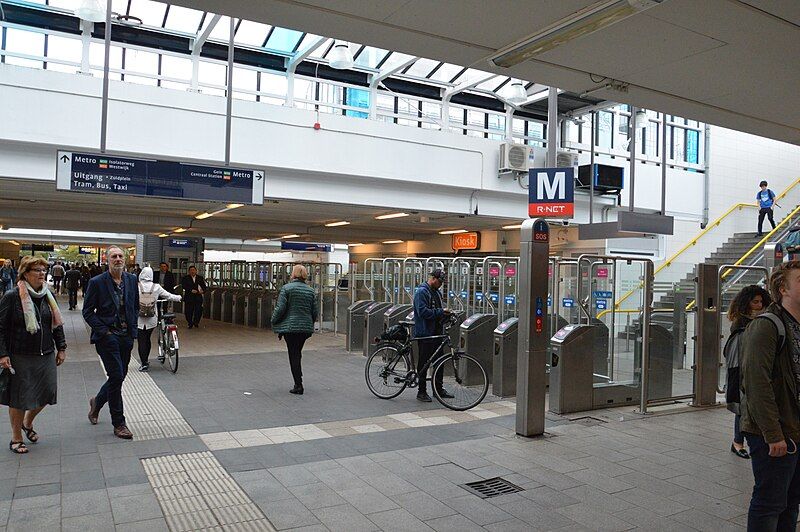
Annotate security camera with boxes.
[562,220,570,226]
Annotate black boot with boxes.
[290,384,304,395]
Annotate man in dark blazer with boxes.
[153,262,176,294]
[181,265,207,328]
[82,245,139,439]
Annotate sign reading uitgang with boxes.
[528,167,574,218]
[452,232,480,251]
[56,151,265,205]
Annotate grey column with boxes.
[547,88,558,167]
[136,235,163,267]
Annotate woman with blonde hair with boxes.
[271,264,317,394]
[0,256,67,454]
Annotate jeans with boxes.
[735,414,744,445]
[284,332,311,387]
[94,334,134,427]
[68,288,78,310]
[53,277,62,293]
[745,432,800,531]
[137,327,154,365]
[185,297,203,327]
[758,208,776,234]
[417,339,444,395]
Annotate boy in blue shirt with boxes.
[757,180,779,237]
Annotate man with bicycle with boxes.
[413,269,454,402]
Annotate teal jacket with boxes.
[271,280,318,334]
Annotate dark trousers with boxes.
[417,339,444,395]
[758,208,776,235]
[68,288,78,310]
[745,432,800,531]
[734,414,744,445]
[94,334,134,427]
[53,277,62,293]
[284,332,311,387]
[185,297,203,327]
[137,327,154,365]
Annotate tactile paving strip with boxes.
[143,452,276,532]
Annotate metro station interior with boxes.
[0,0,799,530]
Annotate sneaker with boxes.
[114,425,133,439]
[437,388,455,399]
[138,364,149,372]
[417,392,432,402]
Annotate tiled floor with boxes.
[0,295,759,531]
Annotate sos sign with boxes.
[529,167,574,218]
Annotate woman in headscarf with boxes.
[136,266,181,372]
[0,256,67,454]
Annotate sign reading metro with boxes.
[528,167,574,218]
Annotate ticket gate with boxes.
[232,290,250,325]
[210,288,224,321]
[634,324,674,401]
[459,313,498,384]
[447,310,467,350]
[243,290,261,327]
[203,288,217,319]
[347,300,373,352]
[221,289,238,323]
[492,318,518,397]
[362,302,393,357]
[384,304,413,330]
[257,292,275,329]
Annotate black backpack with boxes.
[726,312,785,407]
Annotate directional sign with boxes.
[593,291,613,299]
[56,151,265,205]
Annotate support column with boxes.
[694,263,719,407]
[546,87,558,166]
[135,235,163,267]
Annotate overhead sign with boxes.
[280,241,333,252]
[593,291,613,299]
[56,151,265,205]
[79,246,95,254]
[168,238,194,248]
[452,232,480,251]
[529,167,574,218]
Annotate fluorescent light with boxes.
[439,229,468,235]
[382,240,404,244]
[257,237,271,242]
[8,240,20,246]
[328,41,354,69]
[325,221,350,227]
[158,233,169,238]
[348,243,364,247]
[491,0,661,68]
[195,212,213,220]
[506,81,528,104]
[281,234,300,239]
[375,212,409,220]
[226,203,244,209]
[173,228,187,233]
[502,224,523,229]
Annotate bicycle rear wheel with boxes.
[432,352,488,411]
[365,343,411,399]
[165,328,179,373]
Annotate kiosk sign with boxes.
[528,167,574,218]
[452,232,480,251]
[56,151,265,205]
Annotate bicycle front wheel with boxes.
[166,328,179,373]
[432,352,488,411]
[365,343,411,399]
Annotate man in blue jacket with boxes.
[82,245,139,439]
[413,269,453,402]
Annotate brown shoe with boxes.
[114,425,133,440]
[88,397,99,425]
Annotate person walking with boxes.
[724,285,771,460]
[82,245,138,440]
[136,266,181,372]
[756,180,779,237]
[153,262,176,294]
[740,261,800,529]
[180,266,206,329]
[64,265,82,311]
[271,265,317,395]
[0,256,67,454]
[50,262,64,295]
[412,269,454,402]
[0,259,16,294]
[80,265,90,297]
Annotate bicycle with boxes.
[365,314,488,410]
[156,299,179,373]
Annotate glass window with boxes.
[403,58,438,77]
[258,71,287,99]
[232,66,257,93]
[477,76,506,91]
[375,93,394,115]
[198,60,226,92]
[89,42,122,79]
[597,111,612,149]
[453,68,491,85]
[377,52,414,72]
[265,27,304,53]
[163,5,204,34]
[294,33,325,54]
[428,63,462,82]
[354,46,388,69]
[126,0,167,27]
[345,88,369,118]
[672,126,685,162]
[205,15,233,42]
[46,34,81,65]
[421,101,440,129]
[235,20,271,47]
[160,53,191,82]
[4,28,45,68]
[124,48,158,85]
[293,77,314,102]
[686,129,699,164]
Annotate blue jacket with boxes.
[413,282,444,338]
[82,271,139,343]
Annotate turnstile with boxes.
[203,288,213,319]
[362,302,393,357]
[257,292,276,329]
[232,290,250,325]
[492,318,518,397]
[221,289,239,323]
[347,300,373,352]
[210,288,224,321]
[244,291,261,327]
[634,324,674,401]
[459,313,498,384]
[384,304,413,330]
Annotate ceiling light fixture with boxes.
[281,234,300,239]
[195,212,213,220]
[490,0,664,68]
[382,240,404,244]
[348,243,364,247]
[328,40,354,70]
[8,240,20,246]
[226,203,244,209]
[325,221,350,227]
[439,229,468,235]
[173,228,187,233]
[75,0,106,22]
[257,238,271,242]
[502,224,523,229]
[506,81,528,104]
[158,233,169,238]
[375,212,409,220]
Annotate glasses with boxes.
[30,268,47,274]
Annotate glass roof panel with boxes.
[235,20,271,47]
[47,0,78,9]
[477,76,508,91]
[403,58,438,77]
[265,27,304,53]
[452,67,493,85]
[162,4,204,34]
[294,33,325,54]
[204,15,232,42]
[353,46,388,69]
[428,63,462,83]
[126,0,167,27]
[377,52,415,72]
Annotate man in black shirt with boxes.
[181,266,207,328]
[153,262,176,294]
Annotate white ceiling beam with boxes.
[192,13,222,56]
[520,87,562,107]
[443,73,498,102]
[287,36,328,73]
[369,56,418,89]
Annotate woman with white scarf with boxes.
[137,266,181,372]
[0,256,67,454]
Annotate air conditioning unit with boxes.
[556,151,579,168]
[529,147,579,168]
[499,143,531,173]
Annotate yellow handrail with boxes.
[596,176,800,318]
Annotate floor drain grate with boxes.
[462,477,524,499]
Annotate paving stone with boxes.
[288,482,346,510]
[15,464,60,487]
[110,493,163,524]
[518,485,581,509]
[339,486,399,515]
[613,506,692,531]
[9,494,60,511]
[114,517,171,532]
[269,465,321,488]
[392,491,457,521]
[0,501,9,527]
[6,505,61,530]
[368,508,434,532]
[424,514,484,532]
[360,471,417,496]
[561,485,637,514]
[615,487,690,517]
[670,508,745,532]
[61,511,115,532]
[258,497,320,530]
[9,483,60,500]
[494,498,577,530]
[61,488,111,518]
[555,502,635,531]
[441,494,513,525]
[566,468,634,494]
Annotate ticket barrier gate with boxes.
[549,323,674,414]
[210,288,224,321]
[459,313,498,384]
[257,292,276,329]
[347,300,374,352]
[384,304,413,330]
[221,289,240,323]
[243,290,261,327]
[492,318,518,397]
[362,302,393,357]
[232,290,251,325]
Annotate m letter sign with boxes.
[528,167,574,218]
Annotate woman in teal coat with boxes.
[271,265,318,394]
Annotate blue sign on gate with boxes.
[596,300,608,310]
[593,291,612,299]
[562,298,574,308]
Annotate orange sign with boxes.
[452,232,480,251]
